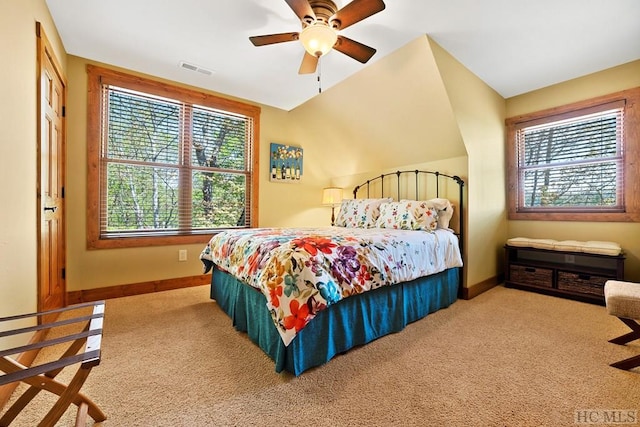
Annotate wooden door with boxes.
[37,23,66,315]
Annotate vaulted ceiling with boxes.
[46,0,640,111]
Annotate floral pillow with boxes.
[403,201,439,232]
[401,198,454,230]
[334,198,392,228]
[375,202,415,229]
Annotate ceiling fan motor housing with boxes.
[304,0,340,29]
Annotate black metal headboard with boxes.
[353,170,465,294]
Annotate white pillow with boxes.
[334,198,392,228]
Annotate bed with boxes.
[200,170,465,375]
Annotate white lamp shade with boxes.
[322,187,343,206]
[299,23,338,57]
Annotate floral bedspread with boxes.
[200,227,462,346]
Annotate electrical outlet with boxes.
[565,254,575,263]
[178,249,187,262]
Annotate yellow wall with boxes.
[257,110,334,229]
[64,56,325,290]
[64,36,475,291]
[505,60,640,281]
[0,0,66,344]
[429,39,507,289]
[288,35,467,176]
[286,35,506,290]
[5,31,508,299]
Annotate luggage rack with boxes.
[0,301,106,427]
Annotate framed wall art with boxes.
[270,143,303,182]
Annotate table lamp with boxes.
[322,187,343,226]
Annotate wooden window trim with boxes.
[505,87,640,222]
[86,65,261,249]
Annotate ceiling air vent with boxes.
[179,61,214,76]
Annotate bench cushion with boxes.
[506,237,622,256]
[583,241,623,256]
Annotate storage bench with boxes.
[504,238,625,305]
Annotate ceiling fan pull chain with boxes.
[317,55,322,93]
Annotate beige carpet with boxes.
[3,284,639,426]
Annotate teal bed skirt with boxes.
[211,266,459,376]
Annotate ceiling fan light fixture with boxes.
[299,23,337,57]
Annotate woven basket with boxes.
[509,265,553,288]
[557,271,607,297]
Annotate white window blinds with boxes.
[515,101,624,211]
[100,85,253,237]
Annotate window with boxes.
[517,102,623,210]
[505,87,640,222]
[87,65,260,248]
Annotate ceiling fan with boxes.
[249,0,386,74]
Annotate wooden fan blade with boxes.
[285,0,316,21]
[331,0,385,30]
[299,52,318,74]
[249,32,299,46]
[334,35,376,63]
